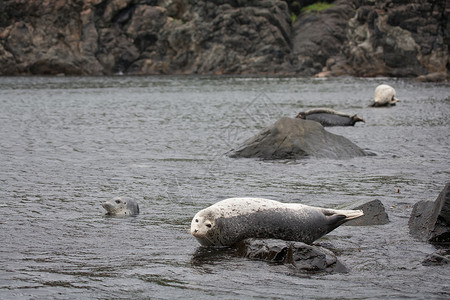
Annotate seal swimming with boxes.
[101,197,140,216]
[190,197,364,246]
[295,108,365,126]
[371,84,400,107]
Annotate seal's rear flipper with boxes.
[324,210,364,232]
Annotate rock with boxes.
[416,72,450,82]
[422,249,450,266]
[234,238,348,273]
[409,183,450,244]
[0,2,103,75]
[342,199,390,226]
[228,117,366,160]
[339,1,449,78]
[291,0,357,76]
[0,0,448,77]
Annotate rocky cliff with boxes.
[0,0,448,80]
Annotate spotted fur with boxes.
[190,198,363,246]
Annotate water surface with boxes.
[0,76,449,299]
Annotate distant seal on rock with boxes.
[371,84,400,107]
[295,108,365,126]
[190,197,364,246]
[101,197,140,216]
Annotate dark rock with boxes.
[228,117,366,160]
[0,0,448,78]
[416,72,450,82]
[291,0,357,75]
[234,238,348,273]
[341,0,448,78]
[409,182,450,244]
[408,201,435,240]
[343,199,390,226]
[422,249,450,266]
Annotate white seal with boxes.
[372,84,400,107]
[190,197,364,246]
[101,197,140,216]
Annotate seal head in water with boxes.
[101,197,140,216]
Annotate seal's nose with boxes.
[194,229,198,233]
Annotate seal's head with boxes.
[295,111,306,119]
[190,210,216,246]
[101,197,139,216]
[351,114,365,124]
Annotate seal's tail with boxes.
[340,209,364,220]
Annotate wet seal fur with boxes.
[371,84,400,107]
[190,197,364,246]
[295,108,365,126]
[101,197,140,216]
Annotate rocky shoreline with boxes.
[0,0,449,80]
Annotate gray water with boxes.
[0,76,449,299]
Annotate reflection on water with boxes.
[0,76,449,299]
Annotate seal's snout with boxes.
[191,227,200,237]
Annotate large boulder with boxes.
[234,238,348,273]
[0,0,293,75]
[320,0,449,78]
[291,0,357,76]
[409,182,450,244]
[228,117,366,160]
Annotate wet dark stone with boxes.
[234,238,348,273]
[409,182,450,244]
[422,249,450,266]
[228,117,366,160]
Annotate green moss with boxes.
[290,12,297,23]
[301,2,335,14]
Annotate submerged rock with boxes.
[422,249,450,266]
[228,117,366,160]
[409,182,450,244]
[234,238,348,273]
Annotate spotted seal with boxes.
[295,108,365,126]
[101,197,140,216]
[371,84,400,107]
[190,197,364,246]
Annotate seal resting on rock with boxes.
[371,84,400,107]
[295,108,365,126]
[190,197,364,246]
[101,197,140,216]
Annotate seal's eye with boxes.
[115,200,121,204]
[195,219,199,223]
[206,224,212,228]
